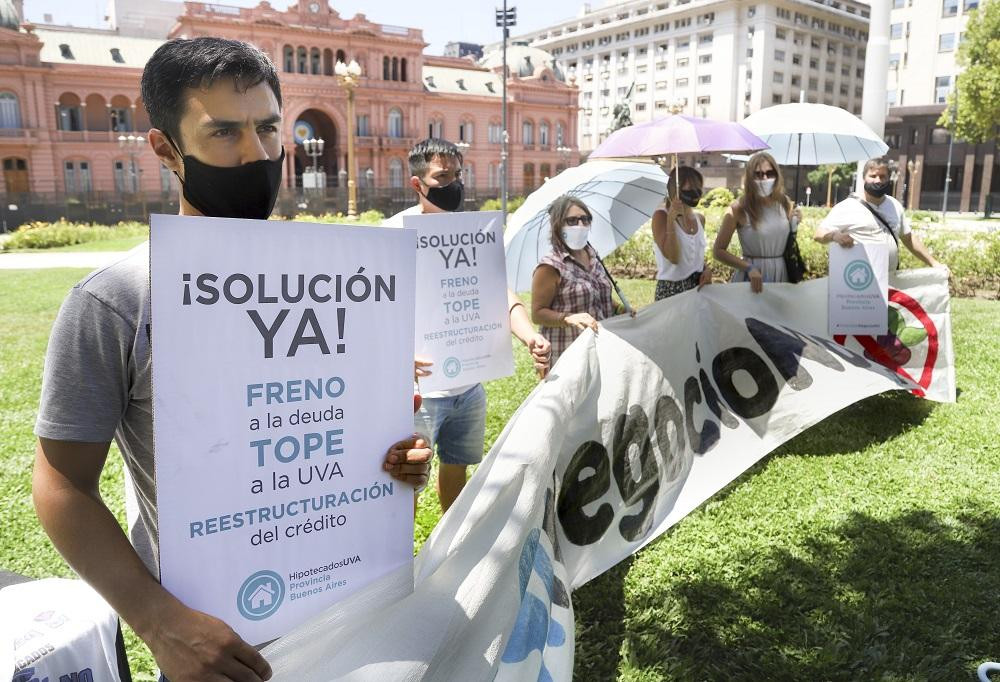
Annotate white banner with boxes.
[263,269,954,679]
[150,215,417,645]
[408,211,513,392]
[829,242,889,335]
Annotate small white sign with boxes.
[828,241,889,335]
[151,214,416,645]
[407,211,514,392]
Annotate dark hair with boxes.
[863,157,892,176]
[666,165,704,198]
[547,194,592,251]
[408,138,463,178]
[140,37,282,151]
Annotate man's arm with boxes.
[33,438,272,682]
[901,232,944,268]
[506,289,550,378]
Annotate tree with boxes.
[807,163,855,205]
[939,1,1000,142]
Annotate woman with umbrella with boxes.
[713,151,802,293]
[531,195,629,366]
[652,165,713,300]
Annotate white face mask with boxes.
[755,178,776,196]
[562,225,590,250]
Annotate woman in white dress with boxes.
[713,152,802,293]
[651,165,713,300]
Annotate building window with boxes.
[388,108,403,137]
[310,48,321,75]
[697,95,710,105]
[942,0,958,15]
[59,44,75,60]
[159,163,173,192]
[776,28,787,40]
[0,92,21,129]
[459,120,474,144]
[522,121,534,145]
[113,159,138,193]
[428,118,443,139]
[773,71,784,83]
[356,114,371,137]
[63,160,91,192]
[283,45,294,72]
[297,47,307,74]
[772,94,783,104]
[935,75,951,103]
[890,23,903,39]
[698,33,713,45]
[698,75,711,84]
[938,33,955,51]
[110,48,125,63]
[699,54,712,64]
[383,56,390,80]
[488,122,502,144]
[810,58,819,69]
[465,163,474,188]
[389,158,404,187]
[775,50,785,61]
[677,58,689,67]
[488,163,498,189]
[964,0,978,9]
[676,77,689,87]
[539,122,549,147]
[636,102,647,111]
[791,75,801,86]
[109,107,131,132]
[792,54,802,65]
[556,122,565,146]
[57,104,82,131]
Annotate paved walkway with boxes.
[0,251,126,270]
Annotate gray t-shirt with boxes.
[35,245,158,575]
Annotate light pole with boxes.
[556,144,572,172]
[335,59,362,218]
[302,137,325,189]
[942,86,957,223]
[118,133,146,218]
[495,4,516,223]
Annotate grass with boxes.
[1,270,998,680]
[3,236,148,253]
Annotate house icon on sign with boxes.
[851,269,868,285]
[249,581,275,610]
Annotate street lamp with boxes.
[335,59,363,218]
[556,144,572,171]
[302,137,325,189]
[118,133,146,218]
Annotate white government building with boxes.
[504,0,872,160]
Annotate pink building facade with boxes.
[0,0,578,200]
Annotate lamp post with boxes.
[335,59,362,218]
[118,133,146,218]
[556,144,572,172]
[302,137,325,189]
[495,4,517,224]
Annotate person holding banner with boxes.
[651,165,713,299]
[531,195,630,366]
[31,38,430,682]
[713,152,802,293]
[384,138,551,513]
[813,157,945,271]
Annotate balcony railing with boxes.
[0,128,38,141]
[55,130,138,143]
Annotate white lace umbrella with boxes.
[503,160,668,294]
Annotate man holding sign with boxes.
[385,138,550,512]
[32,38,429,682]
[813,157,945,271]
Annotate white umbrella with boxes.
[503,160,668,294]
[738,103,889,202]
[740,103,888,165]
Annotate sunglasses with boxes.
[754,169,778,179]
[565,215,593,226]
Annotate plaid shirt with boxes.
[537,243,615,364]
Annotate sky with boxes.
[22,0,595,54]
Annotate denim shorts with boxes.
[415,383,487,466]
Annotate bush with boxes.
[1,220,148,251]
[698,187,736,209]
[289,210,384,225]
[480,196,526,213]
[908,210,941,223]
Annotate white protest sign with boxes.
[408,210,514,392]
[828,241,889,335]
[150,214,416,645]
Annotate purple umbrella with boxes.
[589,113,769,198]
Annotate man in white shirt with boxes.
[814,157,945,271]
[385,138,551,512]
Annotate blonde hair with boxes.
[738,151,790,227]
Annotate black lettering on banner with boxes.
[711,347,780,418]
[288,308,331,356]
[247,309,289,359]
[557,441,614,546]
[746,318,845,390]
[654,395,686,482]
[611,406,660,541]
[684,376,720,455]
[699,369,739,429]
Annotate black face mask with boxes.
[864,180,891,198]
[422,179,465,212]
[679,188,703,208]
[167,135,284,220]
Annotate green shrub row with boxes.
[1,220,149,251]
[603,206,1000,298]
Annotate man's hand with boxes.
[525,333,551,379]
[383,434,432,488]
[149,600,271,682]
[414,358,433,381]
[832,231,855,248]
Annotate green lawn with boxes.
[4,236,148,253]
[1,269,997,680]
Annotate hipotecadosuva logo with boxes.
[844,259,875,291]
[237,570,285,621]
[443,356,462,378]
